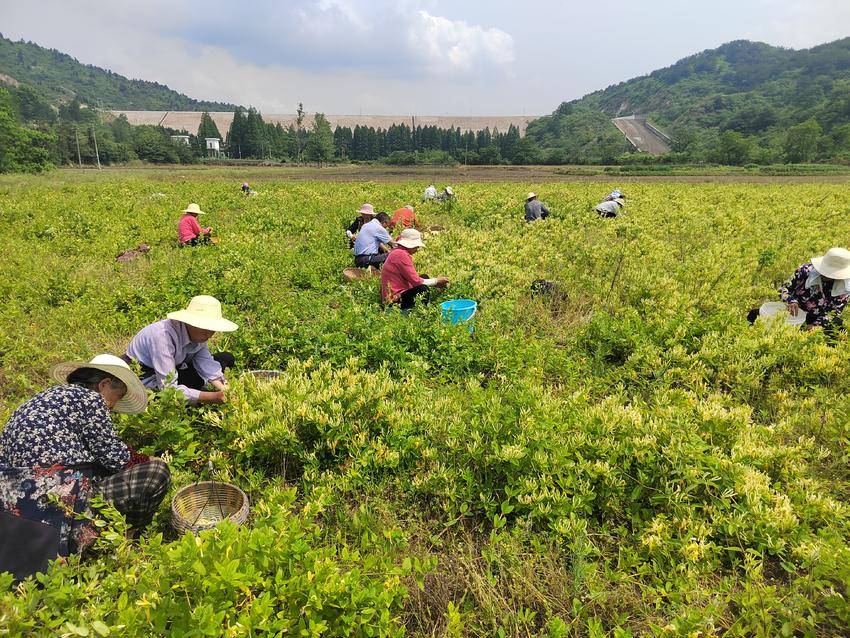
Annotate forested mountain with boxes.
[0,34,236,111]
[527,38,850,163]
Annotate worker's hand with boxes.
[200,390,226,404]
[788,301,799,317]
[435,277,449,288]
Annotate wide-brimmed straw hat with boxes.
[445,187,454,195]
[526,192,536,200]
[183,203,206,215]
[358,203,376,216]
[51,354,148,414]
[397,228,425,249]
[613,197,626,206]
[167,295,238,332]
[811,247,850,280]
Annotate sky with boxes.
[1,0,849,116]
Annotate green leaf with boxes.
[91,620,111,637]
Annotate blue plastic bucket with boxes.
[440,299,478,332]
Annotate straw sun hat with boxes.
[183,203,206,215]
[397,228,425,249]
[811,247,850,280]
[51,354,148,414]
[358,203,377,216]
[167,295,238,333]
[526,192,536,200]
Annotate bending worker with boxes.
[524,192,550,222]
[0,354,170,578]
[777,247,850,328]
[124,295,238,404]
[381,228,448,310]
[346,203,377,246]
[178,203,213,246]
[595,197,625,218]
[391,204,420,230]
[353,211,394,269]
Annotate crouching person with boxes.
[124,295,238,405]
[0,355,169,580]
[381,229,448,311]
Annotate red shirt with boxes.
[177,214,209,244]
[381,248,423,302]
[391,208,418,229]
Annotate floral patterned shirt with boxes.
[0,384,129,472]
[778,263,849,327]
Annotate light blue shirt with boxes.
[353,219,391,256]
[126,319,223,403]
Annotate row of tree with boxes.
[217,104,538,165]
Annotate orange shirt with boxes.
[391,207,418,229]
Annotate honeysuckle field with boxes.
[0,172,849,637]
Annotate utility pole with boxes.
[74,129,82,168]
[92,128,101,170]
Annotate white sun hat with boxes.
[759,301,807,326]
[167,295,238,332]
[613,197,626,206]
[396,228,425,249]
[183,203,206,215]
[358,203,376,216]
[811,247,850,280]
[526,192,536,200]
[445,187,454,195]
[51,354,148,414]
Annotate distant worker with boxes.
[391,204,420,230]
[435,186,454,202]
[748,247,850,329]
[422,184,438,202]
[595,197,625,218]
[241,182,250,195]
[524,192,550,222]
[346,203,377,247]
[603,189,624,202]
[353,211,394,269]
[381,229,449,311]
[124,295,238,405]
[178,203,212,246]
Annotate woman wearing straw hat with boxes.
[0,355,171,537]
[595,197,626,218]
[381,229,448,311]
[749,247,850,328]
[524,192,550,222]
[177,203,213,246]
[346,203,377,247]
[776,248,850,328]
[124,295,238,404]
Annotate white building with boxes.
[205,137,221,158]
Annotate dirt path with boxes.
[35,165,849,184]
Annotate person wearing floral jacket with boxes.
[777,247,850,327]
[0,355,170,581]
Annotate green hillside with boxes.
[527,38,850,163]
[0,34,236,111]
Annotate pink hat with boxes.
[358,203,376,216]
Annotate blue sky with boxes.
[1,0,849,115]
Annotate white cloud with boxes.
[408,10,515,74]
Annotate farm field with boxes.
[0,172,849,636]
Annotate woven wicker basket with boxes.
[171,481,249,535]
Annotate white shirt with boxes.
[126,319,223,403]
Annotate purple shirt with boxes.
[126,319,223,403]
